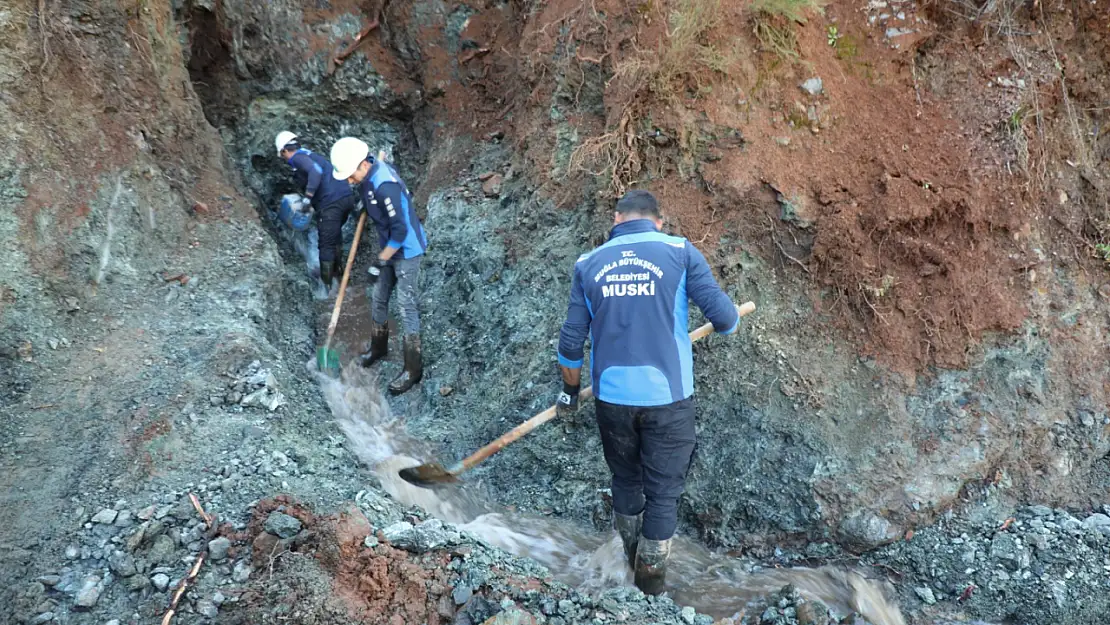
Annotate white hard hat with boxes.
[330,137,370,180]
[274,131,298,155]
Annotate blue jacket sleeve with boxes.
[291,153,322,199]
[557,264,590,368]
[376,182,408,250]
[686,243,739,334]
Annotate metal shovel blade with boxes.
[316,347,340,378]
[398,462,461,488]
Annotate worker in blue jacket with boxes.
[275,131,356,288]
[331,137,428,396]
[556,189,739,596]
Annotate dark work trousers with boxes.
[596,397,697,541]
[371,255,422,335]
[316,195,354,266]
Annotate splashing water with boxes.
[315,363,910,624]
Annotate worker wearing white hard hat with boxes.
[330,136,428,396]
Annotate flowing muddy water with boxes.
[314,364,913,625]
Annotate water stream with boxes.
[314,365,913,625]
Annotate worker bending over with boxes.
[275,131,355,288]
[556,190,739,595]
[330,137,428,396]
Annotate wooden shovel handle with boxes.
[323,211,368,351]
[458,301,757,473]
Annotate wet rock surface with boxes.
[870,504,1110,623]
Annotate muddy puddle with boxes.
[311,364,916,625]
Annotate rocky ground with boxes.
[2,0,1110,624]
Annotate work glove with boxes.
[367,258,386,283]
[556,382,580,421]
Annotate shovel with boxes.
[316,210,368,375]
[399,301,757,488]
[316,150,386,375]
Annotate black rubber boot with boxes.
[359,322,389,368]
[320,261,334,288]
[388,334,423,396]
[634,537,670,596]
[331,257,342,284]
[613,512,643,568]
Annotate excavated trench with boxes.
[174,2,1110,624]
[177,6,915,624]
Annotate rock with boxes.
[795,601,828,625]
[481,174,503,198]
[478,172,496,181]
[36,575,61,587]
[265,392,286,411]
[839,512,900,549]
[240,388,267,407]
[915,586,937,605]
[137,505,157,521]
[127,574,151,592]
[364,535,379,548]
[1082,513,1110,529]
[73,575,102,610]
[800,77,823,95]
[439,386,454,397]
[151,573,170,591]
[454,584,473,605]
[106,621,121,625]
[64,545,79,560]
[213,591,226,605]
[114,509,134,527]
[91,509,119,524]
[264,512,302,539]
[680,606,696,624]
[481,609,536,625]
[109,550,137,577]
[28,613,54,625]
[208,537,231,561]
[437,593,456,619]
[1050,580,1068,608]
[148,533,177,565]
[1030,505,1053,518]
[232,560,252,583]
[197,599,219,618]
[383,519,451,552]
[990,533,1021,570]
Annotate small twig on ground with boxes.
[161,554,205,625]
[31,404,56,410]
[162,493,212,625]
[189,493,214,529]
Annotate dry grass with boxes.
[568,0,735,195]
[751,0,827,24]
